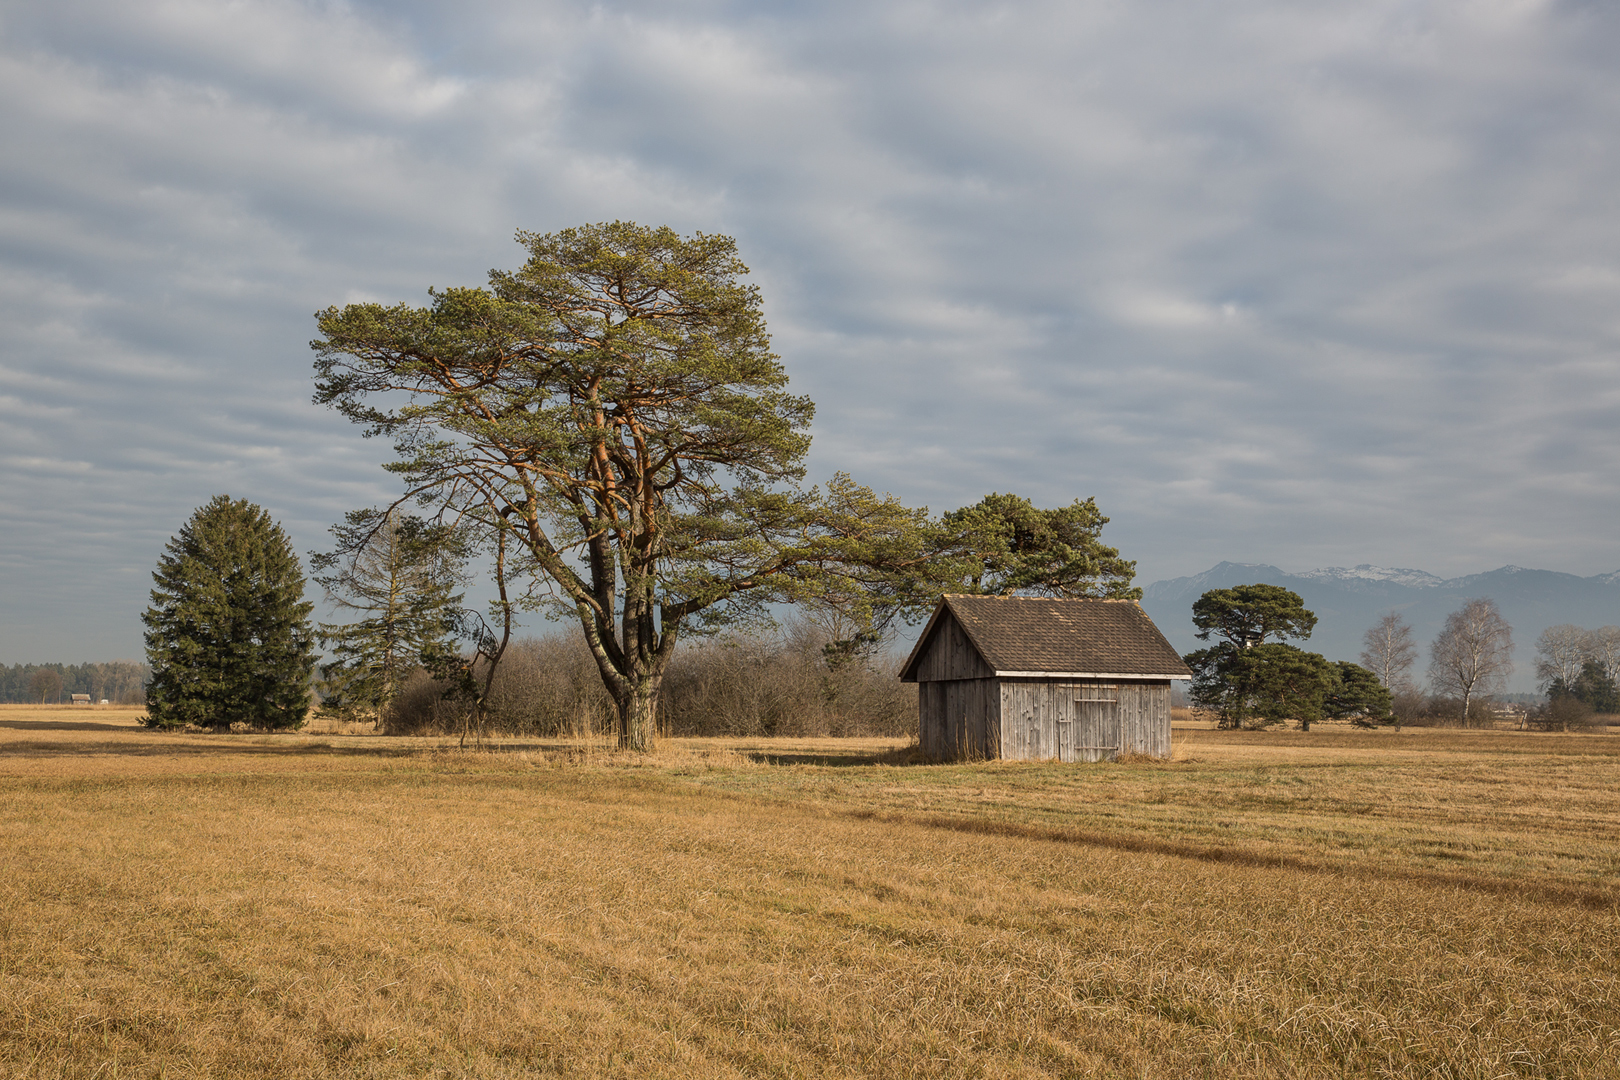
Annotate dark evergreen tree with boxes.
[1549,659,1619,714]
[1185,584,1327,729]
[1246,645,1337,730]
[1191,583,1317,650]
[142,496,316,730]
[1324,660,1394,724]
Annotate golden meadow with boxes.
[2,706,1617,1078]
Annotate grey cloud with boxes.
[2,0,1618,662]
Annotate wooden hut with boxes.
[899,595,1191,762]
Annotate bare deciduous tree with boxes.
[1428,598,1514,721]
[1360,611,1417,689]
[1534,624,1591,693]
[28,668,63,704]
[1587,626,1620,686]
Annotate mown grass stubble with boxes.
[1,708,1617,1078]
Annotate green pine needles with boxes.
[1184,584,1390,730]
[142,496,317,731]
[312,508,465,727]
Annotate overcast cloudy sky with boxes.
[3,0,1618,662]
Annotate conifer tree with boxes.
[312,508,465,726]
[936,493,1139,600]
[1184,584,1323,728]
[142,496,316,730]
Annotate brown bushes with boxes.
[1392,689,1501,728]
[383,622,918,739]
[661,622,915,738]
[1526,694,1601,732]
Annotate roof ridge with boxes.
[902,593,1187,681]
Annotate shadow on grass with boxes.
[0,724,933,768]
[844,806,1620,910]
[0,736,429,760]
[740,745,932,768]
[0,719,145,733]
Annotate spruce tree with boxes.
[142,496,317,730]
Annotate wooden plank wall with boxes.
[911,611,993,682]
[998,680,1171,762]
[914,610,1000,761]
[918,682,944,758]
[918,678,999,760]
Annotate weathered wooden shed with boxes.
[899,595,1191,762]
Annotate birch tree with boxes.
[1360,610,1417,689]
[1533,624,1591,695]
[1586,626,1620,686]
[1428,598,1513,721]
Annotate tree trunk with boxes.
[616,676,662,752]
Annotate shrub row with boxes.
[385,624,918,739]
[1389,689,1611,731]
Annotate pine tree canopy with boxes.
[935,492,1139,599]
[1185,584,1338,729]
[311,222,1143,750]
[142,495,316,731]
[1191,583,1317,650]
[312,222,935,750]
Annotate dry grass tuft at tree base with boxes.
[2,705,1618,1078]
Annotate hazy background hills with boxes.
[1141,564,1620,695]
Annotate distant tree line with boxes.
[0,662,150,705]
[1360,600,1516,728]
[1179,585,1595,732]
[1358,605,1616,730]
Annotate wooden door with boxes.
[1056,718,1074,763]
[1075,697,1120,762]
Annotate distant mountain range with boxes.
[1140,562,1620,695]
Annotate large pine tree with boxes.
[142,496,316,730]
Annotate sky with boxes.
[2,0,1618,663]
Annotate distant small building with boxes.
[899,595,1191,762]
[70,694,91,705]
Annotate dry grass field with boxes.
[2,705,1618,1078]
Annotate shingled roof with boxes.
[900,595,1192,681]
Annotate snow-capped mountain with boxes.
[1293,565,1446,589]
[1141,562,1620,694]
